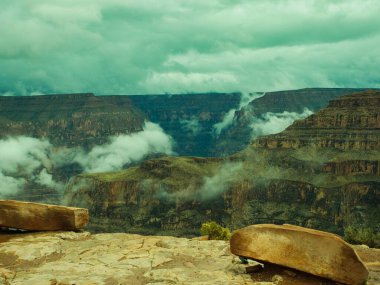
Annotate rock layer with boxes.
[65,90,380,236]
[230,224,369,285]
[0,93,146,148]
[254,90,380,150]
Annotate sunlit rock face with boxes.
[65,90,380,237]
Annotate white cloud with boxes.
[0,122,173,197]
[36,168,65,191]
[0,136,51,175]
[199,162,243,200]
[250,108,313,138]
[0,173,25,197]
[0,136,53,197]
[73,122,173,172]
[213,92,265,136]
[213,109,236,136]
[180,117,202,135]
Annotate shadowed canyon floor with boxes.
[0,230,379,285]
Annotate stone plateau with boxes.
[0,231,379,285]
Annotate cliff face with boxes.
[129,89,376,156]
[65,90,380,237]
[65,154,380,236]
[248,88,371,115]
[254,90,380,150]
[0,93,146,148]
[0,88,370,156]
[214,88,371,155]
[64,156,222,235]
[128,93,241,156]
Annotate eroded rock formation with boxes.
[254,90,380,150]
[64,90,380,237]
[0,93,146,148]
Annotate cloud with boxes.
[199,162,243,200]
[0,122,173,198]
[0,136,53,197]
[180,117,202,135]
[213,109,236,136]
[0,136,52,176]
[36,168,65,191]
[213,92,265,135]
[0,0,379,95]
[74,122,174,172]
[0,173,25,197]
[250,108,313,139]
[152,161,244,202]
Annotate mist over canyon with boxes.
[0,88,379,241]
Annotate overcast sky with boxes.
[1,0,379,95]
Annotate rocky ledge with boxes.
[0,231,379,285]
[253,90,380,150]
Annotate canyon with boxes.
[0,88,369,156]
[63,90,380,240]
[0,88,378,242]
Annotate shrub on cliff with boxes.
[344,226,380,248]
[200,221,231,240]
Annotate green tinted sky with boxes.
[1,0,379,95]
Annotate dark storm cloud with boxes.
[0,0,379,95]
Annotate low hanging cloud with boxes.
[74,122,174,172]
[199,162,243,201]
[180,117,202,135]
[213,109,236,136]
[213,92,265,135]
[0,122,173,198]
[153,162,244,202]
[0,136,57,197]
[250,108,313,139]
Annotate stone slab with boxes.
[0,200,88,231]
[230,224,369,285]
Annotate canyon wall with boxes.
[0,93,146,148]
[65,90,380,236]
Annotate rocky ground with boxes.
[0,230,379,285]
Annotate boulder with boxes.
[230,224,369,285]
[0,200,88,231]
